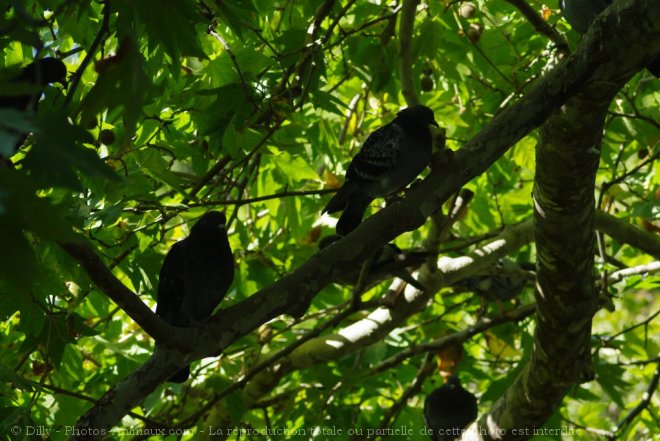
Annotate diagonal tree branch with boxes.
[595,211,660,260]
[59,241,188,345]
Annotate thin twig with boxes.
[34,382,166,428]
[504,0,569,53]
[609,354,660,439]
[367,304,536,375]
[208,27,255,107]
[373,354,436,439]
[64,0,111,107]
[186,188,333,210]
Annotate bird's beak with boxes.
[428,122,441,135]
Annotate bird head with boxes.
[22,57,68,87]
[445,375,462,388]
[193,211,228,233]
[396,105,439,129]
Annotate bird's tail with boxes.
[336,197,371,236]
[323,186,352,214]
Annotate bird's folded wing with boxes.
[347,123,401,182]
[155,242,186,325]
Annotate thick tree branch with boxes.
[595,211,660,260]
[59,241,190,345]
[72,0,660,436]
[483,93,603,438]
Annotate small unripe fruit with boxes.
[459,2,477,18]
[99,129,115,145]
[467,23,483,43]
[421,75,434,92]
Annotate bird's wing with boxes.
[323,123,402,215]
[181,232,234,321]
[347,123,402,183]
[155,241,187,326]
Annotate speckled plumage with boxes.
[324,105,439,235]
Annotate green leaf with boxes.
[222,117,263,157]
[20,314,77,367]
[130,0,207,60]
[208,0,258,40]
[0,109,36,157]
[270,148,319,183]
[0,171,76,296]
[22,111,118,190]
[594,363,628,407]
[76,36,150,139]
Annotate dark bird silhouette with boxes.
[323,105,438,235]
[561,0,659,77]
[156,211,234,383]
[424,376,478,441]
[0,57,68,156]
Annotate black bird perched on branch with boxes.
[156,211,234,383]
[424,376,478,441]
[323,105,439,235]
[0,57,68,156]
[561,0,659,77]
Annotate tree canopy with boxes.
[0,0,658,440]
